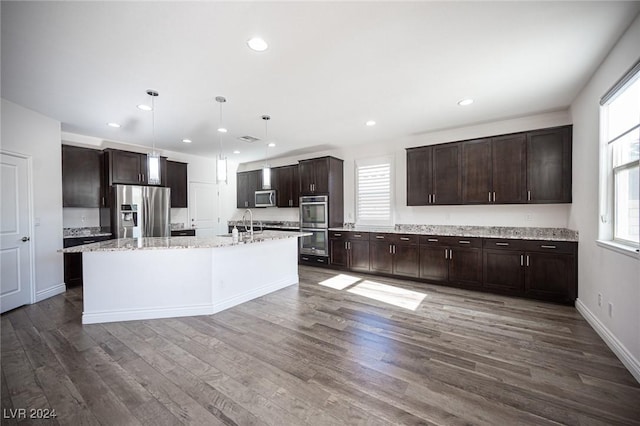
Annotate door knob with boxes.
[21,236,30,242]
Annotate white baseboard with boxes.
[35,283,66,302]
[576,298,640,383]
[82,304,215,324]
[212,275,298,314]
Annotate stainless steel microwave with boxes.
[255,190,276,207]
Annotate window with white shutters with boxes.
[355,157,394,227]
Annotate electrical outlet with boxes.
[598,293,602,307]
[608,302,613,317]
[525,214,532,222]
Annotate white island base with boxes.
[81,237,299,324]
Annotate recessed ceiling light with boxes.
[365,120,376,126]
[268,142,276,147]
[233,150,240,154]
[107,122,121,128]
[217,127,228,133]
[457,98,474,106]
[247,37,268,52]
[137,104,152,111]
[182,139,192,144]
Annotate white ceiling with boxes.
[2,1,639,164]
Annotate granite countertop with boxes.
[328,225,578,242]
[59,230,311,253]
[227,220,300,230]
[63,227,112,239]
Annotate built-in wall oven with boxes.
[300,195,328,228]
[300,195,329,256]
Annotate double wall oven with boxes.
[299,195,329,257]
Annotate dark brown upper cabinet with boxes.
[166,160,188,208]
[272,164,299,207]
[526,126,572,203]
[408,125,572,206]
[62,145,102,207]
[103,148,167,187]
[406,143,462,205]
[461,134,526,204]
[299,156,344,227]
[406,146,433,206]
[236,169,262,208]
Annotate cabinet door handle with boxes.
[433,193,436,203]
[393,245,396,254]
[444,249,448,259]
[353,234,361,238]
[527,190,531,201]
[540,245,557,249]
[302,257,309,261]
[334,233,342,237]
[389,245,393,254]
[428,194,432,204]
[449,249,453,260]
[493,191,496,202]
[348,241,351,250]
[376,235,385,239]
[84,240,96,244]
[428,238,438,242]
[400,237,410,241]
[344,241,348,250]
[496,242,509,246]
[458,240,470,244]
[489,192,492,202]
[526,255,530,267]
[317,259,324,263]
[520,254,524,266]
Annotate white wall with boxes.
[62,132,239,234]
[241,110,573,228]
[1,99,64,300]
[568,15,640,381]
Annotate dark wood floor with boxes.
[2,266,639,425]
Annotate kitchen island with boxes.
[61,231,308,324]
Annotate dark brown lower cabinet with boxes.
[419,236,482,288]
[325,231,576,304]
[63,235,112,287]
[329,231,370,272]
[483,238,577,303]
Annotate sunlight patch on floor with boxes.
[347,280,427,311]
[318,274,362,290]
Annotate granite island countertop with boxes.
[59,230,310,253]
[328,225,578,242]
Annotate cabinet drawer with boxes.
[523,240,576,254]
[483,238,528,251]
[346,231,370,240]
[420,235,481,248]
[299,254,329,266]
[171,229,196,237]
[329,231,347,240]
[371,232,394,241]
[395,234,419,245]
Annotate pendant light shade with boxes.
[216,96,228,184]
[262,115,271,189]
[146,90,161,185]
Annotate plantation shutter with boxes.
[356,159,392,226]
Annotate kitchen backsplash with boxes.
[63,208,100,228]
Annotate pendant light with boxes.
[215,96,228,184]
[146,89,161,185]
[261,115,271,189]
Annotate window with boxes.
[600,61,640,249]
[355,156,394,227]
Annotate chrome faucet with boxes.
[242,209,253,237]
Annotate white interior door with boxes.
[1,152,33,313]
[188,182,217,237]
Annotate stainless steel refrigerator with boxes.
[111,185,170,238]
